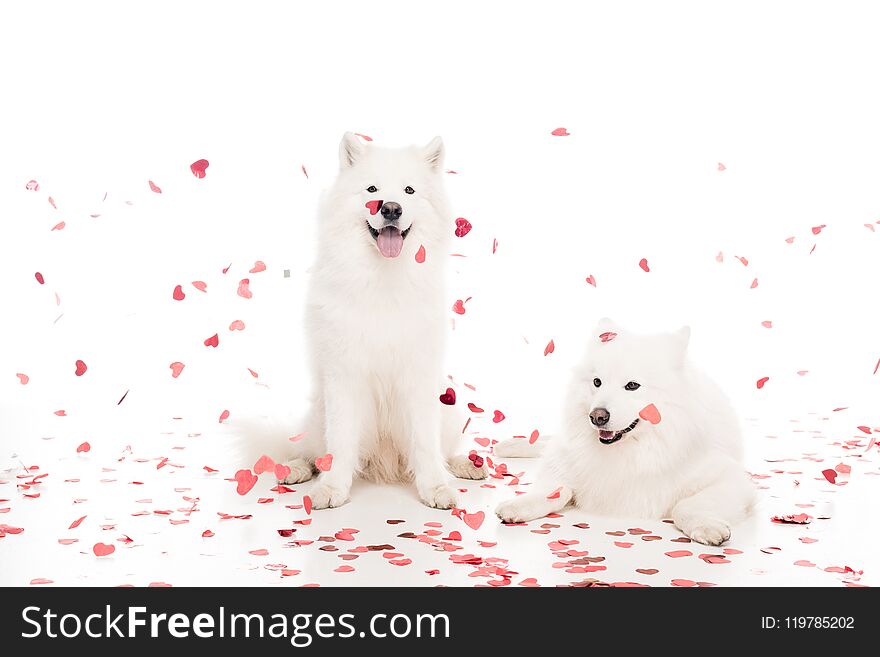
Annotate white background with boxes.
[0,1,878,587]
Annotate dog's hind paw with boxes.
[419,484,459,510]
[686,520,731,546]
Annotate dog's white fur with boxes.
[263,133,484,510]
[495,319,754,545]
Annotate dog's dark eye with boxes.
[593,378,602,388]
[624,381,640,391]
[404,186,415,194]
[366,185,378,193]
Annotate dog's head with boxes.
[327,132,448,259]
[568,318,691,446]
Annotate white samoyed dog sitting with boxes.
[262,133,485,510]
[495,319,754,545]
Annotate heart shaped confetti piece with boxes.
[750,278,759,289]
[599,331,617,343]
[148,180,162,193]
[355,133,373,142]
[253,455,275,475]
[551,127,570,136]
[544,339,555,356]
[229,319,245,331]
[274,463,291,480]
[74,359,87,376]
[715,252,723,263]
[237,278,252,299]
[473,437,490,447]
[812,224,826,235]
[439,387,456,405]
[192,281,207,292]
[415,244,426,263]
[26,179,39,191]
[190,159,209,178]
[664,550,692,558]
[492,410,505,423]
[303,495,313,515]
[249,260,266,273]
[54,409,67,416]
[529,429,540,444]
[585,274,596,287]
[93,542,115,557]
[365,200,383,215]
[717,162,727,172]
[204,334,219,348]
[636,568,659,575]
[315,454,334,472]
[761,320,772,328]
[467,403,484,413]
[170,362,185,378]
[756,376,769,389]
[454,217,472,237]
[639,404,662,425]
[233,469,258,495]
[638,258,650,272]
[218,410,230,423]
[16,373,29,385]
[462,510,485,530]
[821,469,838,484]
[35,272,45,284]
[289,433,307,442]
[452,299,466,315]
[76,441,90,454]
[172,285,185,301]
[51,221,65,231]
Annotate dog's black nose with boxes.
[589,408,610,427]
[380,201,402,222]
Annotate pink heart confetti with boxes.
[51,221,65,231]
[26,179,39,191]
[585,274,596,287]
[148,180,162,193]
[750,278,759,289]
[716,252,723,263]
[74,359,87,376]
[237,279,252,299]
[492,410,505,423]
[529,430,540,444]
[16,373,29,385]
[639,258,650,272]
[93,543,115,557]
[415,244,426,263]
[551,127,570,136]
[462,511,485,530]
[192,281,207,292]
[756,376,769,389]
[544,339,555,356]
[274,464,291,480]
[233,469,258,495]
[35,272,45,284]
[303,495,313,515]
[599,331,617,343]
[249,260,266,273]
[812,224,826,235]
[454,217,472,237]
[229,319,245,331]
[253,455,275,475]
[717,163,726,171]
[315,454,333,472]
[218,410,230,423]
[172,285,185,301]
[76,441,90,454]
[638,404,661,425]
[170,362,185,378]
[190,159,209,178]
[204,334,219,348]
[761,321,772,328]
[452,299,466,315]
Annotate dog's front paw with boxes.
[495,497,538,524]
[309,482,350,509]
[685,519,731,546]
[419,484,459,510]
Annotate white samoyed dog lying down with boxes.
[495,319,754,545]
[243,133,485,510]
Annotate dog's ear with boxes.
[672,325,691,359]
[423,136,445,170]
[339,132,365,169]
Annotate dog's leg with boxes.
[308,374,367,509]
[407,394,459,509]
[495,485,574,523]
[447,454,487,480]
[672,472,753,546]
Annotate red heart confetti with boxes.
[16,373,29,385]
[303,495,313,515]
[229,319,245,331]
[76,441,90,453]
[93,542,115,557]
[190,159,209,178]
[439,388,456,405]
[148,180,162,194]
[761,321,772,328]
[249,261,266,273]
[551,127,570,136]
[599,331,617,343]
[462,510,485,530]
[315,454,334,472]
[192,281,207,292]
[170,362,185,378]
[274,463,291,480]
[218,410,230,423]
[35,272,45,284]
[638,404,662,425]
[750,278,759,289]
[415,244,426,263]
[26,179,39,191]
[365,200,383,215]
[756,376,769,389]
[821,469,837,484]
[492,410,505,423]
[74,359,87,376]
[585,274,596,287]
[529,430,540,444]
[812,224,826,235]
[233,469,258,495]
[639,258,650,272]
[454,217,472,237]
[237,279,252,299]
[253,455,275,475]
[172,285,185,301]
[771,513,812,525]
[467,403,484,413]
[452,299,466,315]
[544,339,555,356]
[69,516,86,530]
[204,334,219,348]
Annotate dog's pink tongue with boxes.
[377,227,404,258]
[599,430,614,439]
